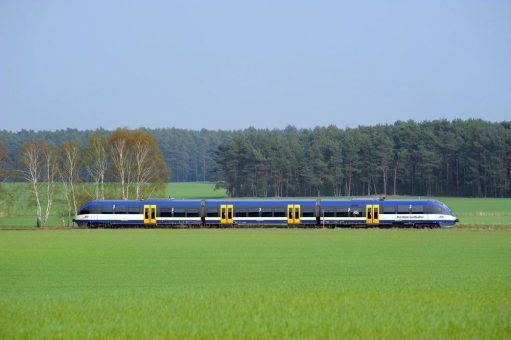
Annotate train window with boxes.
[351,205,365,217]
[373,207,379,220]
[335,207,348,217]
[128,206,141,214]
[397,205,410,214]
[248,208,260,217]
[274,208,286,217]
[114,205,127,214]
[323,209,335,217]
[261,208,273,217]
[88,206,101,214]
[302,208,315,217]
[382,205,396,214]
[174,208,186,217]
[411,205,424,213]
[159,207,172,217]
[206,208,219,217]
[235,208,247,217]
[187,208,199,217]
[424,205,443,214]
[101,205,113,214]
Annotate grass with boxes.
[439,197,511,226]
[0,229,510,338]
[164,181,228,199]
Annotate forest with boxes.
[1,119,510,198]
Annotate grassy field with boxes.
[1,181,511,227]
[0,229,510,338]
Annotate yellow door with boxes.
[227,205,234,224]
[144,205,150,224]
[220,205,233,225]
[144,205,156,224]
[150,205,157,224]
[294,205,301,224]
[220,205,227,224]
[287,204,301,224]
[366,205,373,224]
[372,204,380,224]
[366,204,380,225]
[287,204,294,224]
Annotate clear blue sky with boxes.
[1,0,510,131]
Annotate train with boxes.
[74,198,458,228]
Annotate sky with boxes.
[1,0,510,132]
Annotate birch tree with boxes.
[41,143,57,224]
[109,128,132,200]
[84,132,107,200]
[60,141,81,221]
[131,129,169,199]
[19,141,43,227]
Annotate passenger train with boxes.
[74,198,458,228]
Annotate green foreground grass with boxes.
[0,229,510,338]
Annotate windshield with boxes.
[441,203,453,215]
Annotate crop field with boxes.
[0,229,510,338]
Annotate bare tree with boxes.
[42,143,57,224]
[84,132,107,200]
[131,129,170,199]
[19,141,57,227]
[19,141,44,227]
[60,141,81,221]
[109,128,132,200]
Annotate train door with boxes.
[287,204,301,224]
[144,205,157,225]
[366,204,380,225]
[227,205,233,224]
[220,205,234,225]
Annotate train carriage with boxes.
[318,199,457,227]
[203,200,317,226]
[75,199,203,227]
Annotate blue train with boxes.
[74,198,458,228]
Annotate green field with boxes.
[0,229,510,338]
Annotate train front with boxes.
[436,201,459,227]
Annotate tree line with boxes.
[1,119,510,214]
[214,120,511,198]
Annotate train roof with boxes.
[320,199,445,206]
[81,198,448,207]
[83,199,202,206]
[205,199,317,206]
